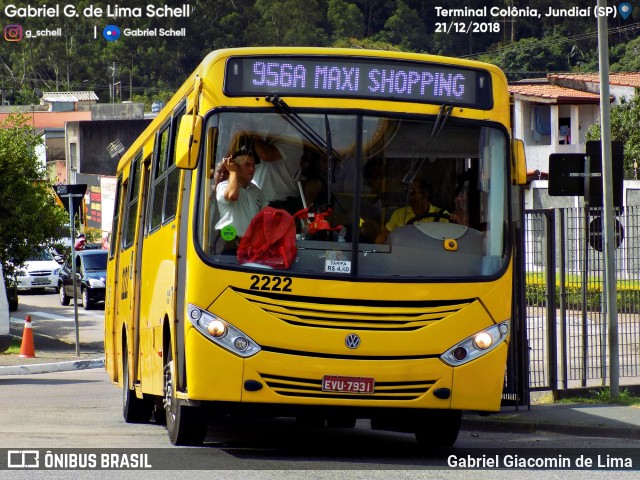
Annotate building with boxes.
[0,91,151,240]
[510,79,602,175]
[511,73,640,174]
[509,73,640,211]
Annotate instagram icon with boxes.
[4,25,23,41]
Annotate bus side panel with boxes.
[117,248,135,379]
[138,221,178,396]
[185,327,245,402]
[450,342,509,411]
[104,254,119,382]
[105,179,126,384]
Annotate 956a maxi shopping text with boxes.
[435,22,501,34]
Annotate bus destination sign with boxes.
[225,56,492,109]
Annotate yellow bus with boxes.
[105,47,527,447]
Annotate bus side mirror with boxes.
[511,139,527,185]
[176,114,203,170]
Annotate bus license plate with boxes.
[322,375,374,394]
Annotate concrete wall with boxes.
[90,102,144,120]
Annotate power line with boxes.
[462,22,640,60]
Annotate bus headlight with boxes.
[440,321,509,366]
[187,304,261,358]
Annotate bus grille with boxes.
[233,288,472,331]
[259,373,435,400]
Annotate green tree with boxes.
[249,0,327,46]
[586,95,640,180]
[611,37,640,72]
[373,0,427,52]
[328,0,365,42]
[480,33,571,81]
[0,115,68,283]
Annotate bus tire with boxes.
[163,356,207,446]
[414,410,461,448]
[122,344,152,423]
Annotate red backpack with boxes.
[237,207,298,269]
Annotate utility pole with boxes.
[108,62,118,103]
[130,54,133,101]
[53,184,88,357]
[596,0,619,398]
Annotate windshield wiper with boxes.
[265,95,340,160]
[402,104,454,185]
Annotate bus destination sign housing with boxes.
[224,56,493,109]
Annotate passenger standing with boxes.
[253,133,303,212]
[215,149,266,251]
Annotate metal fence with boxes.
[524,206,640,392]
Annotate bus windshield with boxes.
[197,111,509,279]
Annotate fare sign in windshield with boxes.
[225,56,492,109]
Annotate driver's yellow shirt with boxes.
[385,204,449,232]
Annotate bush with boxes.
[525,273,640,312]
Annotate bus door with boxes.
[117,155,144,386]
[131,157,151,388]
[105,176,124,380]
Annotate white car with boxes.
[16,248,61,292]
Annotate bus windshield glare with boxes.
[197,111,508,279]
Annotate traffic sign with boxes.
[588,215,624,252]
[53,184,87,214]
[548,141,623,208]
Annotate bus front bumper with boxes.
[185,327,508,413]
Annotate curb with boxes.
[0,357,105,376]
[462,415,640,440]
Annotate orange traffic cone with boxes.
[19,315,36,358]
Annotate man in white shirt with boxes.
[215,149,266,251]
[253,134,304,212]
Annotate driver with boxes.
[375,179,449,244]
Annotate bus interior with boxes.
[198,110,509,279]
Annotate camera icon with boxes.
[4,25,23,42]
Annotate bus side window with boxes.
[163,108,185,221]
[150,123,170,231]
[122,154,142,249]
[109,176,124,258]
[149,106,186,232]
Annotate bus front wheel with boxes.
[163,356,207,446]
[414,410,461,448]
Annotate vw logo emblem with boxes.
[345,333,361,349]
